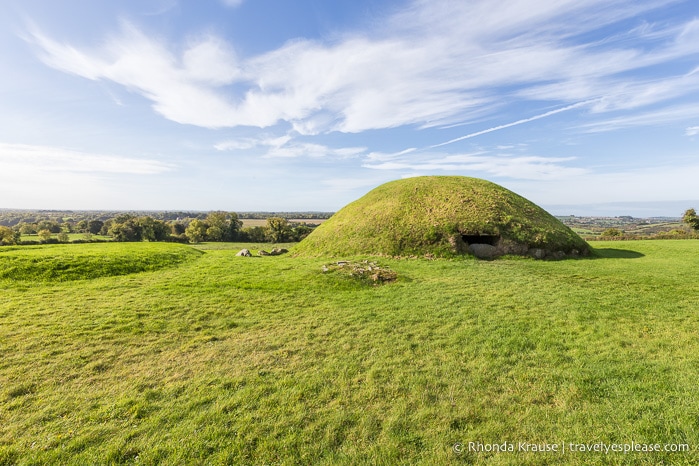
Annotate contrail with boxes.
[430,100,594,148]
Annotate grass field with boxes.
[1,240,698,464]
[18,233,113,243]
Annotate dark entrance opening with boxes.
[461,234,499,245]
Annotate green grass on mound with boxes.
[0,240,698,464]
[0,243,202,282]
[294,176,588,257]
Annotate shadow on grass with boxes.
[591,248,645,259]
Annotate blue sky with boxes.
[1,0,698,215]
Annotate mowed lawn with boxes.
[1,241,698,465]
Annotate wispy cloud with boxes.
[363,151,588,180]
[364,148,418,162]
[686,126,699,136]
[519,67,699,113]
[214,135,291,151]
[25,0,697,135]
[431,101,594,147]
[0,143,174,209]
[0,143,174,175]
[220,0,244,8]
[215,135,365,158]
[508,163,699,206]
[578,103,699,132]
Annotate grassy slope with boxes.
[294,176,588,257]
[0,243,202,281]
[1,241,698,464]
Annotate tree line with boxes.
[0,211,320,246]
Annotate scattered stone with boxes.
[235,249,252,257]
[270,248,289,256]
[258,250,270,256]
[322,260,397,284]
[529,248,546,259]
[468,243,497,259]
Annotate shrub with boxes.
[601,228,624,237]
[38,229,53,242]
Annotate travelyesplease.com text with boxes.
[453,441,690,455]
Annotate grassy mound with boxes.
[294,176,588,257]
[0,243,202,282]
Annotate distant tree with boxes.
[265,217,292,243]
[205,211,242,241]
[137,216,170,241]
[18,223,36,236]
[290,223,314,241]
[38,229,52,242]
[152,219,171,241]
[88,220,104,235]
[112,213,136,224]
[240,226,266,242]
[0,226,20,245]
[37,220,61,233]
[106,215,169,242]
[683,208,699,231]
[100,220,112,236]
[109,217,141,242]
[205,215,226,242]
[185,219,207,243]
[75,220,88,233]
[57,232,70,243]
[170,221,186,236]
[228,212,243,240]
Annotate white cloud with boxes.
[29,23,246,129]
[686,126,699,136]
[26,0,696,135]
